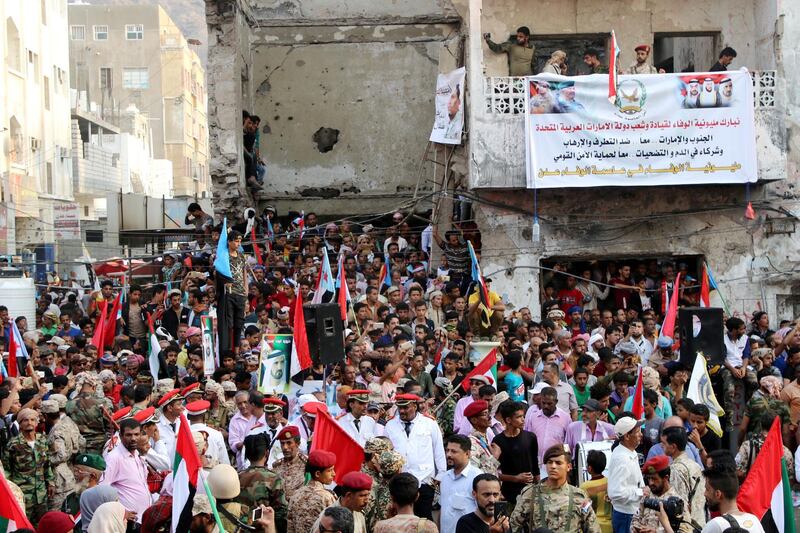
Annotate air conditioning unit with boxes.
[30,138,41,151]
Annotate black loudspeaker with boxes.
[303,303,345,365]
[679,307,725,368]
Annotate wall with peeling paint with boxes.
[458,0,800,324]
[239,0,461,215]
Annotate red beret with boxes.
[277,426,300,440]
[642,455,670,474]
[340,471,373,491]
[181,382,201,397]
[308,449,337,468]
[36,511,75,533]
[185,399,211,415]
[463,400,490,419]
[112,406,132,422]
[395,393,423,406]
[158,389,183,407]
[634,44,650,53]
[133,406,157,425]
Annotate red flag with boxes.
[103,293,122,349]
[631,366,644,420]
[433,343,444,366]
[290,293,312,379]
[311,409,365,483]
[661,280,667,314]
[250,226,263,265]
[0,470,33,529]
[660,273,681,339]
[6,325,17,378]
[91,300,108,350]
[700,264,711,308]
[337,260,351,322]
[745,201,756,220]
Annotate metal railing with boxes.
[483,70,778,115]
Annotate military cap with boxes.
[642,455,670,475]
[263,397,286,413]
[364,437,393,455]
[185,399,211,416]
[301,401,327,417]
[394,393,422,406]
[346,389,370,403]
[181,382,202,398]
[133,406,157,425]
[308,449,336,469]
[41,399,60,414]
[50,393,68,410]
[112,406,133,422]
[157,389,183,407]
[378,450,405,475]
[75,453,106,471]
[463,400,490,419]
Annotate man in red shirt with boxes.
[610,264,636,310]
[557,276,584,315]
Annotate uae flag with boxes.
[607,30,620,104]
[311,409,364,482]
[738,416,796,533]
[171,413,224,533]
[0,470,33,530]
[461,348,498,392]
[290,294,312,385]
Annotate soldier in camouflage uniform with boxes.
[434,376,458,437]
[632,456,694,533]
[287,450,337,533]
[510,444,600,533]
[736,411,794,481]
[364,450,405,532]
[237,433,289,532]
[361,437,392,481]
[740,376,790,438]
[66,373,113,455]
[42,396,85,511]
[272,426,308,501]
[7,408,54,524]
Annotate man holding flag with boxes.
[466,243,504,336]
[215,225,249,354]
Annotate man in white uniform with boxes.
[186,399,231,465]
[336,389,377,446]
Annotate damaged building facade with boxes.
[206,0,800,320]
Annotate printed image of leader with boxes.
[681,75,734,108]
[444,83,463,140]
[529,80,585,114]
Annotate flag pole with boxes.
[432,385,462,414]
[704,261,731,316]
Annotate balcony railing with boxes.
[484,70,778,115]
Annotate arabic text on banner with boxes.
[525,70,757,188]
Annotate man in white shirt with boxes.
[608,416,647,533]
[186,399,231,465]
[155,389,184,456]
[244,397,292,468]
[438,434,481,533]
[627,319,653,364]
[701,465,765,533]
[336,389,377,446]
[721,317,758,434]
[134,407,171,471]
[384,393,446,520]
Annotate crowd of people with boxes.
[0,204,797,533]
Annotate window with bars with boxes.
[94,25,108,41]
[125,24,143,40]
[70,25,85,40]
[99,67,112,90]
[123,67,148,89]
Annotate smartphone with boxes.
[399,341,413,352]
[372,322,384,331]
[494,501,508,521]
[252,508,263,522]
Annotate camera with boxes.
[642,496,685,530]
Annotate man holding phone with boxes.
[455,474,509,533]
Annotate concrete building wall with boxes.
[206,0,460,216]
[458,0,800,324]
[1,0,73,256]
[68,4,208,198]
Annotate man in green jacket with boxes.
[484,26,536,76]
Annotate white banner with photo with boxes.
[430,67,466,145]
[525,70,757,188]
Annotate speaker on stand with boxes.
[303,302,345,365]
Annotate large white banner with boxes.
[430,67,465,145]
[525,70,757,188]
[53,202,81,240]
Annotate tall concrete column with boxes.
[205,0,252,218]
